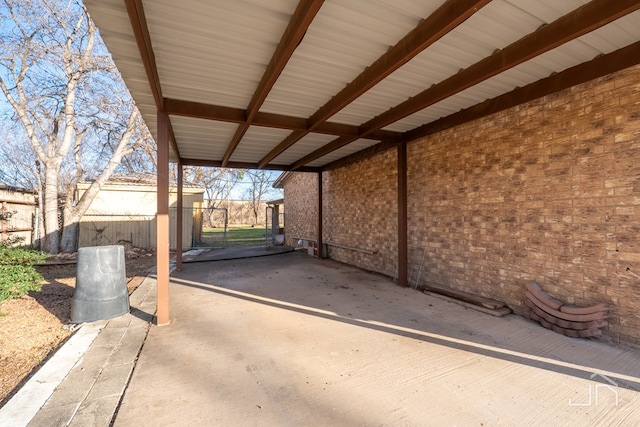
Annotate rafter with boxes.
[403,41,640,143]
[221,0,325,167]
[257,0,490,168]
[125,0,179,158]
[358,0,640,136]
[290,136,356,170]
[294,0,640,169]
[180,158,320,173]
[163,98,403,141]
[321,41,640,172]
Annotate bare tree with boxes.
[182,166,244,210]
[244,170,280,225]
[0,0,155,253]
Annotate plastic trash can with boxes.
[71,245,129,323]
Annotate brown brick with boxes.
[282,64,640,345]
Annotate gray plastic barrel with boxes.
[71,245,129,323]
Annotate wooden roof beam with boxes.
[163,98,402,141]
[292,0,640,170]
[180,158,320,173]
[257,0,491,168]
[125,0,179,158]
[221,0,325,166]
[358,0,640,136]
[404,41,640,142]
[321,41,640,172]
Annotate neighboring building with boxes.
[78,174,204,250]
[276,64,640,346]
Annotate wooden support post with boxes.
[176,162,183,271]
[397,141,408,287]
[317,171,324,259]
[271,203,280,237]
[156,111,170,325]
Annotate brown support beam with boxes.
[258,0,489,168]
[156,111,170,325]
[292,0,640,169]
[180,158,321,173]
[317,171,324,259]
[397,142,408,287]
[324,42,640,170]
[125,0,162,109]
[258,130,308,168]
[253,112,402,141]
[290,136,357,170]
[358,0,640,136]
[163,98,402,142]
[164,98,246,123]
[167,119,180,164]
[126,0,179,158]
[404,41,640,143]
[176,162,183,271]
[221,0,325,166]
[310,0,490,127]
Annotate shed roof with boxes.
[84,0,640,172]
[79,173,205,193]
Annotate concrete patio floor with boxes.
[6,250,640,426]
[122,251,640,425]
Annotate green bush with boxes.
[0,247,47,303]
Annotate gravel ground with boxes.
[0,250,157,405]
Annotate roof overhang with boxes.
[84,0,640,172]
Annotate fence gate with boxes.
[192,206,228,248]
[192,206,267,248]
[265,205,285,248]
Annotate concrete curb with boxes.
[0,275,157,427]
[0,322,106,427]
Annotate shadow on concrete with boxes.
[169,251,640,393]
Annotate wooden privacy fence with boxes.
[79,213,156,249]
[79,209,198,250]
[0,195,37,246]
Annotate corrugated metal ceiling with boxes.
[84,0,640,172]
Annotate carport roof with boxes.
[84,0,640,172]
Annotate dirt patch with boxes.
[0,249,157,405]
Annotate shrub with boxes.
[0,210,25,248]
[0,247,47,303]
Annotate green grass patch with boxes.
[0,247,47,303]
[203,225,266,240]
[201,225,268,247]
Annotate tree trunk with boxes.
[42,165,61,254]
[60,206,80,253]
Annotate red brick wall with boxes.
[282,172,318,247]
[323,149,398,277]
[283,64,640,344]
[409,65,640,344]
